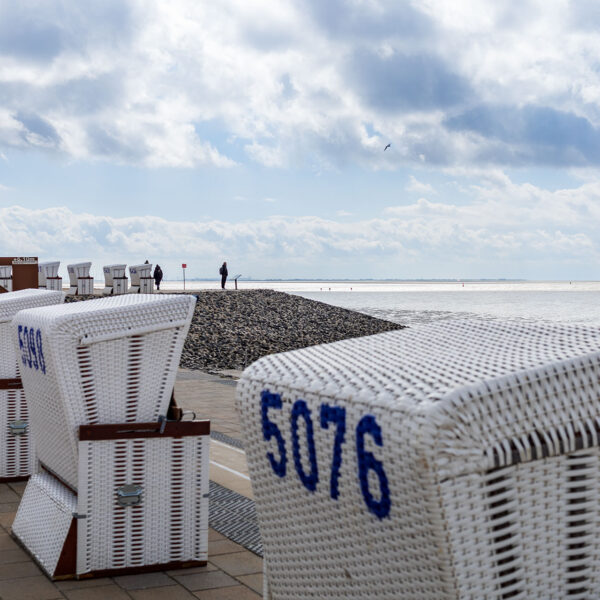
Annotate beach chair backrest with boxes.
[0,289,64,377]
[12,293,196,490]
[238,319,600,599]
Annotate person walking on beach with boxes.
[219,261,228,289]
[153,264,163,290]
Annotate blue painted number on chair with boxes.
[291,399,319,491]
[320,404,346,500]
[261,390,287,477]
[356,415,391,519]
[260,389,390,519]
[17,326,46,374]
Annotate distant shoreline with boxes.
[166,278,529,283]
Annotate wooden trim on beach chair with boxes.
[167,390,183,421]
[79,419,210,441]
[0,378,22,390]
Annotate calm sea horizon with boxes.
[150,280,600,327]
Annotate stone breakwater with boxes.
[66,290,404,373]
[181,289,404,373]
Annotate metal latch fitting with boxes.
[9,420,28,436]
[117,484,143,507]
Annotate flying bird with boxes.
[384,143,391,151]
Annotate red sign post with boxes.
[182,264,187,290]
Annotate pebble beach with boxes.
[67,289,404,373]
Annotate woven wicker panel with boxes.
[0,388,36,478]
[77,435,209,574]
[0,290,63,479]
[11,294,196,489]
[0,289,64,376]
[12,472,75,577]
[237,320,600,599]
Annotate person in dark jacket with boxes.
[153,264,163,290]
[219,261,228,289]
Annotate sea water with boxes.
[158,280,600,327]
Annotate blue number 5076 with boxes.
[260,389,391,519]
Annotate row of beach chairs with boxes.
[1,262,155,295]
[4,285,600,596]
[0,289,208,579]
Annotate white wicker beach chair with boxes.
[66,262,93,295]
[38,262,62,291]
[11,294,210,579]
[0,289,64,481]
[102,264,128,295]
[129,264,154,294]
[237,319,600,600]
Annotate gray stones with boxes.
[180,289,403,373]
[65,289,404,374]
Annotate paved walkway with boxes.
[0,369,263,600]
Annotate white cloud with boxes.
[405,175,436,195]
[3,171,600,278]
[0,0,599,170]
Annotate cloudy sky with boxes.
[0,0,599,280]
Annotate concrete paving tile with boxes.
[174,571,238,592]
[55,577,114,591]
[0,487,20,503]
[0,547,32,564]
[209,552,262,577]
[0,502,19,513]
[114,572,177,590]
[236,574,263,594]
[0,511,16,529]
[207,539,245,556]
[63,583,132,599]
[0,560,43,580]
[0,533,20,549]
[208,530,226,542]
[194,586,261,599]
[209,465,253,500]
[129,585,197,600]
[0,575,63,599]
[8,482,27,496]
[166,563,218,576]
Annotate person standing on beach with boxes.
[153,264,163,290]
[219,261,228,289]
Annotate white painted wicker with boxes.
[237,319,600,600]
[66,263,92,295]
[11,293,196,489]
[12,292,210,579]
[140,278,154,294]
[102,264,127,295]
[38,262,60,287]
[0,289,65,374]
[76,433,209,574]
[0,289,64,480]
[129,264,152,294]
[13,472,77,576]
[12,432,209,577]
